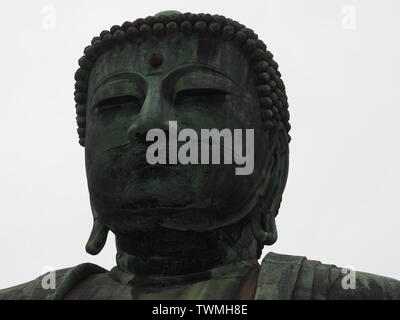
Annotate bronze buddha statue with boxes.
[1,11,399,300]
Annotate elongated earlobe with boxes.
[85,204,109,255]
[251,211,278,246]
[86,219,109,255]
[263,213,278,245]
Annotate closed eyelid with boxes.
[171,74,240,99]
[90,79,145,107]
[89,72,146,103]
[163,65,242,94]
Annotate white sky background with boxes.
[0,0,399,289]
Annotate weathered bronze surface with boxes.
[1,11,399,300]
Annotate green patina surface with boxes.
[1,11,399,300]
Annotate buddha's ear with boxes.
[268,126,290,216]
[251,126,289,247]
[85,202,109,255]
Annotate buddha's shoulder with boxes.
[0,263,108,300]
[256,252,400,300]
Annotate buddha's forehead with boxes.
[89,34,253,90]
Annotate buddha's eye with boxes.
[95,95,141,114]
[174,88,227,106]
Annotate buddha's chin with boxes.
[97,183,214,233]
[100,186,253,234]
[100,197,216,234]
[91,164,254,232]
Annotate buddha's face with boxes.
[85,34,271,234]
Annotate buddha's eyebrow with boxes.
[162,64,242,89]
[92,72,145,94]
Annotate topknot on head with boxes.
[155,10,182,18]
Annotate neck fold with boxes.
[114,221,259,276]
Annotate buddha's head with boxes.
[74,11,291,268]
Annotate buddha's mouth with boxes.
[133,160,178,171]
[131,149,178,171]
[118,196,196,211]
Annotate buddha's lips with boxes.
[129,140,235,170]
[131,152,178,170]
[133,161,177,170]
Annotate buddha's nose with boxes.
[127,87,172,143]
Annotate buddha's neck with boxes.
[114,223,259,276]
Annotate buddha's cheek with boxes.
[85,153,125,214]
